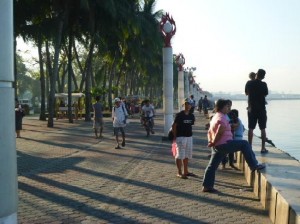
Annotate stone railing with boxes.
[236,136,300,224]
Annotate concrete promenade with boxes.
[16,111,271,224]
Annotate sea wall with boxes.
[236,135,300,224]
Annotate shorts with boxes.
[114,127,125,136]
[93,117,103,129]
[248,109,267,130]
[175,136,193,160]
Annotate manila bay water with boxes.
[232,99,300,162]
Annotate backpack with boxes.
[113,105,126,114]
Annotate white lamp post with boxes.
[184,69,189,99]
[0,1,18,223]
[189,74,193,96]
[176,53,185,112]
[187,67,196,96]
[160,13,176,138]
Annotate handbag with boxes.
[171,140,177,157]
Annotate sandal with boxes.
[202,187,218,193]
[186,172,197,177]
[176,174,188,179]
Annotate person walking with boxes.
[198,97,203,113]
[202,95,209,116]
[202,99,265,193]
[189,95,196,114]
[172,98,196,179]
[245,69,269,153]
[15,100,25,138]
[112,98,128,149]
[92,96,104,139]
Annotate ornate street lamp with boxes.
[160,13,176,138]
[160,13,176,48]
[175,53,185,72]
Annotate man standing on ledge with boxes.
[245,69,269,153]
[172,98,196,179]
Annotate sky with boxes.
[154,0,300,94]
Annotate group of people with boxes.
[92,96,127,149]
[171,68,268,193]
[245,69,269,153]
[15,68,268,194]
[186,94,210,116]
[197,95,210,115]
[91,68,268,193]
[92,96,156,149]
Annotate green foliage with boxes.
[16,53,40,101]
[91,86,107,97]
[14,0,167,115]
[111,86,120,94]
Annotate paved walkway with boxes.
[17,111,271,224]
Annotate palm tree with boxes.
[14,0,53,120]
[15,0,166,125]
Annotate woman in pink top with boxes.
[202,99,265,193]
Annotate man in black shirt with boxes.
[245,69,269,153]
[172,98,196,179]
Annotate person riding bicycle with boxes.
[141,99,156,135]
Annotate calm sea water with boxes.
[232,99,300,162]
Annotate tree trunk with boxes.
[47,18,64,127]
[45,40,52,113]
[108,60,116,110]
[37,35,46,120]
[67,30,74,123]
[124,68,128,96]
[73,41,85,92]
[101,67,107,103]
[71,67,79,91]
[84,39,95,121]
[58,62,65,92]
[91,69,95,89]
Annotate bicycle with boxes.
[142,116,154,136]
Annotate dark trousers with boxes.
[221,152,235,165]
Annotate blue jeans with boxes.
[202,140,258,189]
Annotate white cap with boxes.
[114,98,121,103]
